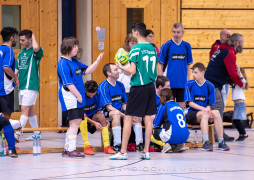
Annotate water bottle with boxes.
[33,135,37,156]
[3,136,7,156]
[0,133,4,157]
[194,130,199,148]
[36,135,41,155]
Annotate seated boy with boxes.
[79,80,115,155]
[0,116,18,157]
[151,88,190,153]
[184,62,230,151]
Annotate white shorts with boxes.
[19,90,38,106]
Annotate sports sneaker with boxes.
[66,150,85,158]
[140,152,150,160]
[84,145,95,155]
[113,144,121,152]
[172,144,188,153]
[236,134,248,141]
[153,144,162,152]
[161,143,172,153]
[62,149,68,157]
[202,141,213,151]
[109,152,127,160]
[218,141,230,151]
[15,132,20,142]
[136,143,144,152]
[104,146,115,154]
[9,148,18,158]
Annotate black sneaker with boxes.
[9,148,18,158]
[113,144,121,152]
[218,140,230,151]
[223,133,235,142]
[236,134,248,141]
[136,143,144,152]
[202,141,213,151]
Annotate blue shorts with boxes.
[233,102,246,120]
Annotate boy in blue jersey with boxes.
[156,76,170,107]
[0,116,18,157]
[184,63,230,151]
[58,37,104,158]
[79,80,115,155]
[158,23,193,109]
[98,63,127,152]
[151,88,189,153]
[0,27,19,119]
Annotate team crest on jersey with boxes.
[84,103,96,112]
[75,68,82,75]
[172,54,185,60]
[111,95,122,102]
[194,95,206,102]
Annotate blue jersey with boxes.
[57,57,88,111]
[84,93,102,117]
[159,40,193,88]
[98,80,127,111]
[153,101,189,144]
[156,93,160,107]
[184,80,216,113]
[0,45,15,96]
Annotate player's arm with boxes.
[66,84,82,103]
[86,116,102,131]
[3,67,19,86]
[106,104,125,116]
[157,63,163,76]
[32,34,40,53]
[121,104,126,112]
[188,101,210,114]
[187,64,191,80]
[85,52,104,75]
[117,61,136,75]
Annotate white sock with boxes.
[64,136,69,150]
[112,126,121,146]
[133,123,143,145]
[29,115,40,134]
[68,135,77,152]
[20,115,29,128]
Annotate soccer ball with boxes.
[114,50,129,66]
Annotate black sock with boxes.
[233,119,246,135]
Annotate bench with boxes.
[186,122,232,148]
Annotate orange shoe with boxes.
[104,146,115,154]
[84,145,95,155]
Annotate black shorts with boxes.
[66,108,84,121]
[171,88,184,102]
[126,82,156,117]
[0,116,10,130]
[185,111,199,125]
[0,91,14,113]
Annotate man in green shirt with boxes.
[15,30,43,141]
[110,22,158,160]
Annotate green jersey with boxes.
[15,47,43,91]
[129,42,158,86]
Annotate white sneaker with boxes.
[109,152,128,160]
[172,144,188,153]
[14,132,21,142]
[25,135,33,141]
[140,152,150,160]
[161,143,172,153]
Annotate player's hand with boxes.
[202,107,210,115]
[116,61,123,69]
[94,122,102,131]
[14,76,19,86]
[77,94,82,103]
[96,52,104,63]
[106,120,110,127]
[242,83,246,90]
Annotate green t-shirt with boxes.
[129,42,158,86]
[15,47,43,91]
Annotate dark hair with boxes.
[19,29,32,39]
[191,62,206,72]
[122,33,137,52]
[103,63,115,78]
[131,22,146,37]
[85,80,98,93]
[145,29,154,37]
[61,37,79,55]
[160,88,173,105]
[156,75,169,88]
[0,27,18,42]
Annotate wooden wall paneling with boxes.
[182,10,254,29]
[144,0,160,48]
[192,49,254,68]
[109,0,126,64]
[39,0,58,127]
[92,0,109,84]
[160,0,180,46]
[182,0,254,9]
[184,30,254,49]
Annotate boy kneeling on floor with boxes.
[184,62,230,151]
